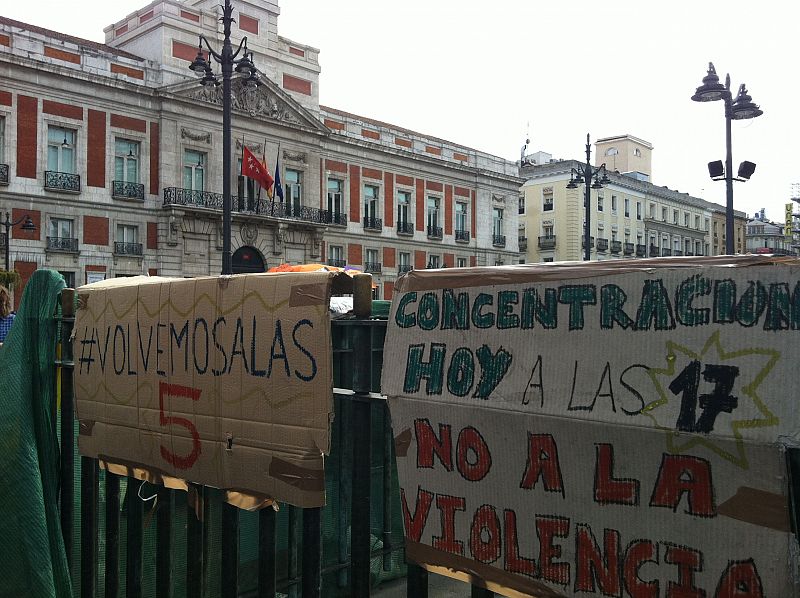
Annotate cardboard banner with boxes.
[383,256,800,596]
[74,272,341,508]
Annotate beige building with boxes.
[711,209,747,256]
[595,134,653,182]
[0,1,521,304]
[519,137,745,262]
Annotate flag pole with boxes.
[240,135,246,211]
[254,139,261,211]
[268,139,275,215]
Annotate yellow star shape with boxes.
[641,330,780,469]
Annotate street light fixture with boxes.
[188,0,262,276]
[1,211,36,272]
[187,4,262,593]
[691,63,763,255]
[566,134,610,261]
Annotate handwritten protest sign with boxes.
[383,256,799,596]
[74,271,342,507]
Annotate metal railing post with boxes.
[186,486,204,598]
[287,505,300,597]
[406,563,428,598]
[221,501,239,598]
[126,480,144,598]
[105,472,120,598]
[80,457,98,598]
[59,289,75,572]
[351,274,373,598]
[301,507,322,597]
[258,506,277,597]
[156,486,173,598]
[382,404,393,572]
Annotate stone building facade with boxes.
[518,137,746,262]
[0,0,521,303]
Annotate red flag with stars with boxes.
[241,145,274,192]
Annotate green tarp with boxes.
[0,270,71,598]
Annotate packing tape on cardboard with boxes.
[289,282,329,307]
[76,293,88,311]
[394,427,412,457]
[406,541,566,598]
[269,457,325,492]
[98,457,276,518]
[395,255,800,293]
[717,486,790,532]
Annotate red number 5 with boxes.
[159,381,202,470]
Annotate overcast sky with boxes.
[6,1,797,222]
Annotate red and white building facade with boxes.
[0,0,521,303]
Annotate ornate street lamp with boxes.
[2,211,36,272]
[188,0,262,275]
[186,4,262,594]
[566,134,610,261]
[692,63,763,255]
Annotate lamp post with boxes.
[691,63,763,255]
[2,211,36,272]
[186,5,261,595]
[566,134,610,261]
[188,0,261,275]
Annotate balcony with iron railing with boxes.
[673,250,683,256]
[661,248,672,257]
[596,238,609,252]
[327,258,346,268]
[396,221,413,235]
[427,225,443,240]
[624,243,634,255]
[538,235,556,249]
[649,245,660,257]
[398,264,413,273]
[163,188,331,225]
[582,236,595,249]
[0,163,8,185]
[363,216,383,231]
[611,240,622,254]
[45,171,80,193]
[364,262,382,274]
[326,212,348,226]
[492,234,506,247]
[636,244,647,257]
[518,236,527,250]
[269,203,330,223]
[164,187,223,209]
[455,229,470,242]
[46,236,79,253]
[114,241,143,256]
[112,180,145,201]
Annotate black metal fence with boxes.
[55,288,414,598]
[55,287,496,597]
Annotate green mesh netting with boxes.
[0,269,70,598]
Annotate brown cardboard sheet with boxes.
[74,271,345,508]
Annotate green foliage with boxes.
[0,270,21,290]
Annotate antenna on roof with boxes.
[521,121,531,165]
